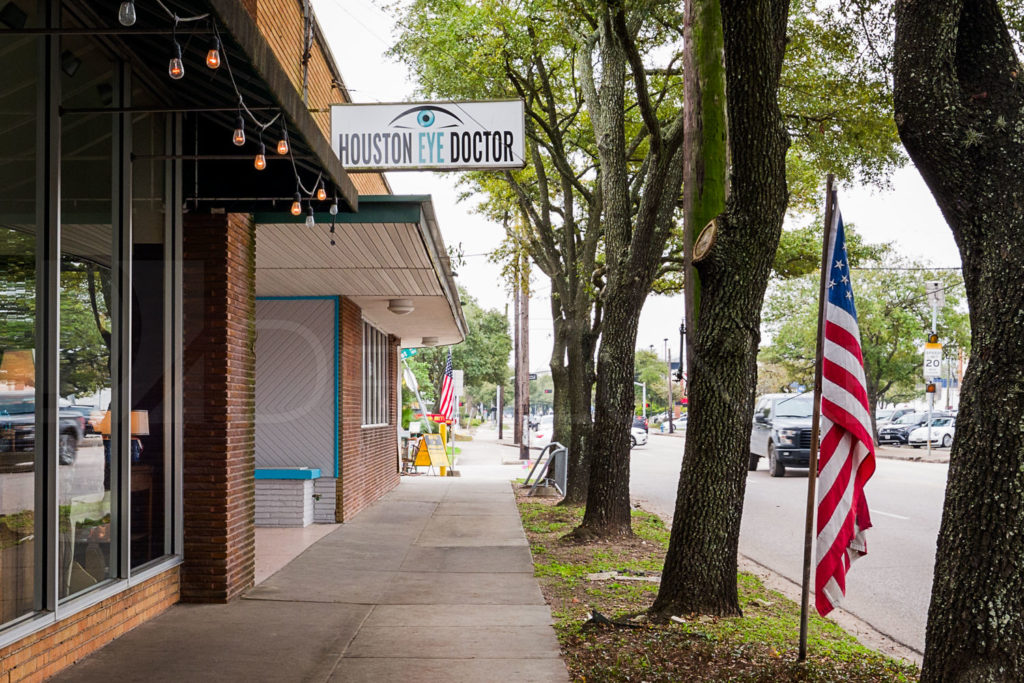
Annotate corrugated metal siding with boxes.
[255,298,336,473]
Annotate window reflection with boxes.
[58,33,114,600]
[0,14,39,623]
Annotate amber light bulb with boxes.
[206,37,221,69]
[232,115,245,146]
[290,193,302,216]
[254,143,266,170]
[168,43,184,80]
[317,184,327,202]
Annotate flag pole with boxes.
[798,173,836,662]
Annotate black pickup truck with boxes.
[748,393,815,477]
[0,391,85,469]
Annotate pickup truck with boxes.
[0,391,85,469]
[748,393,814,477]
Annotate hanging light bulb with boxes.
[206,37,221,69]
[168,42,185,80]
[232,115,245,146]
[305,205,315,229]
[290,193,302,216]
[316,182,327,202]
[117,0,136,26]
[329,197,339,216]
[277,127,289,155]
[254,143,266,171]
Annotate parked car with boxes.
[877,411,933,445]
[630,425,648,448]
[875,407,916,429]
[632,415,649,432]
[907,416,956,448]
[531,415,555,449]
[0,391,84,468]
[749,393,814,477]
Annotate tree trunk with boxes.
[561,318,595,506]
[575,292,644,536]
[683,0,728,375]
[893,2,1024,679]
[653,0,790,618]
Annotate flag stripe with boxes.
[814,205,876,618]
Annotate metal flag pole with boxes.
[798,174,836,662]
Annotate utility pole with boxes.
[513,287,522,446]
[665,338,674,434]
[519,254,531,460]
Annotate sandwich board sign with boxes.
[414,433,450,469]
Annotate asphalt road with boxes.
[630,431,949,655]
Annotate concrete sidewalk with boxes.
[55,461,566,681]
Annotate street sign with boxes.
[923,342,943,379]
[400,348,417,359]
[925,280,945,308]
[528,373,537,380]
[452,369,464,395]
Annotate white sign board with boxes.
[452,369,464,395]
[923,343,943,379]
[331,100,526,171]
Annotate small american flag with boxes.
[815,204,877,617]
[437,349,454,422]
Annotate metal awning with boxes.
[254,196,468,347]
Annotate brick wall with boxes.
[255,479,314,527]
[336,297,400,522]
[182,212,256,603]
[252,0,389,195]
[0,568,179,682]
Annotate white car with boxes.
[907,416,955,448]
[631,426,648,448]
[531,415,555,449]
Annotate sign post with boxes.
[924,341,943,457]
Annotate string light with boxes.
[329,195,339,216]
[277,125,289,155]
[316,181,326,202]
[232,114,245,146]
[305,205,315,229]
[254,142,266,170]
[118,0,136,26]
[290,193,302,216]
[168,41,184,80]
[206,37,221,69]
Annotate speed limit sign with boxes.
[923,342,943,379]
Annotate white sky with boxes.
[312,0,963,372]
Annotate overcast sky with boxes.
[312,0,963,373]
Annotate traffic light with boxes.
[645,402,650,408]
[925,383,937,394]
[927,332,939,344]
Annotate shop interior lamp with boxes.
[168,42,184,80]
[305,205,315,228]
[290,193,302,216]
[232,115,245,146]
[206,37,221,69]
[388,299,414,315]
[421,336,439,346]
[254,143,266,170]
[117,0,136,26]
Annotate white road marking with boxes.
[873,509,910,520]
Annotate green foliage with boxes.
[761,253,970,407]
[633,349,671,412]
[410,288,511,409]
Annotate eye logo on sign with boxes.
[388,105,463,130]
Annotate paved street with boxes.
[630,432,948,655]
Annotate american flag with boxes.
[815,204,876,617]
[437,349,454,422]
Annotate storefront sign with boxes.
[331,100,525,171]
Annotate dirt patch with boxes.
[515,488,919,682]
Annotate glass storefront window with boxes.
[58,34,114,600]
[0,13,40,625]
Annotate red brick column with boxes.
[181,212,256,602]
[336,298,400,522]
